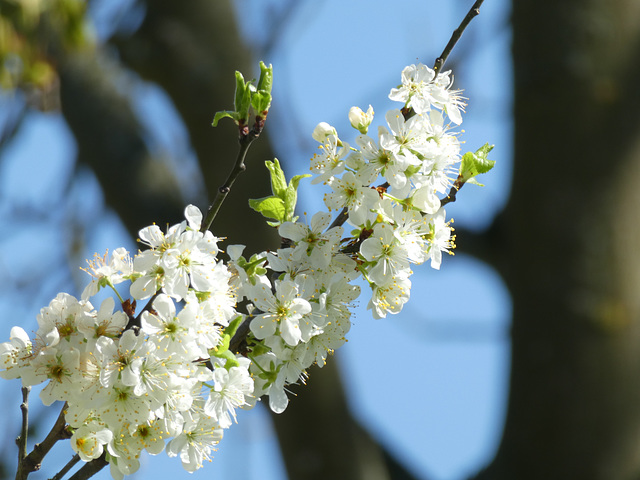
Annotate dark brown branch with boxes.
[328,207,349,230]
[201,119,265,233]
[15,386,30,480]
[18,402,70,479]
[67,453,108,480]
[439,176,465,207]
[432,0,485,76]
[50,454,81,480]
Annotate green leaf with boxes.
[224,316,244,339]
[234,71,252,124]
[251,91,272,115]
[257,61,273,95]
[248,196,286,223]
[249,342,270,357]
[254,62,274,113]
[460,143,496,184]
[283,173,311,221]
[265,159,288,198]
[212,110,240,127]
[251,159,310,226]
[465,177,485,187]
[219,350,240,369]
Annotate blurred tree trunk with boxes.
[474,1,640,479]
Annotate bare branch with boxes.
[15,386,30,480]
[67,453,108,480]
[49,454,81,480]
[19,403,70,479]
[432,0,485,76]
[201,118,266,233]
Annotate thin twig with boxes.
[432,0,485,77]
[327,207,349,230]
[50,454,81,480]
[15,386,30,480]
[19,402,70,478]
[67,453,108,480]
[440,175,466,207]
[127,292,158,332]
[201,116,266,233]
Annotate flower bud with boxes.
[312,122,338,143]
[348,105,374,134]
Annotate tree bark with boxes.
[475,1,640,479]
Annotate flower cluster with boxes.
[0,210,252,477]
[0,63,489,479]
[310,63,461,317]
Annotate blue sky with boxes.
[0,1,513,479]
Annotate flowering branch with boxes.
[433,0,485,76]
[1,21,496,479]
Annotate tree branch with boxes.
[18,402,70,479]
[201,120,264,233]
[15,386,30,480]
[432,0,485,76]
[49,454,81,480]
[67,453,108,480]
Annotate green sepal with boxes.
[404,163,422,178]
[194,291,211,302]
[210,341,239,368]
[257,360,280,385]
[244,255,268,280]
[232,254,267,285]
[460,143,495,186]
